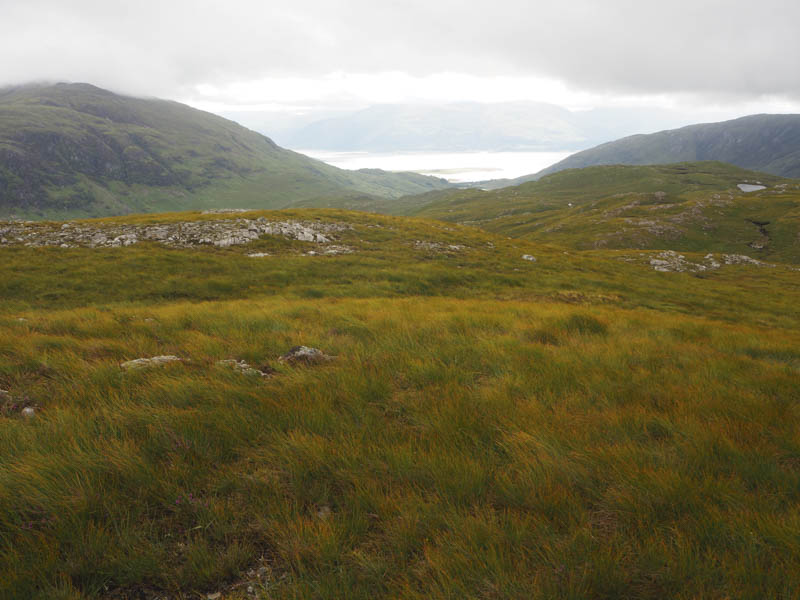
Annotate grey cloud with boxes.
[1,0,798,99]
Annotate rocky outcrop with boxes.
[0,217,352,250]
[649,250,772,272]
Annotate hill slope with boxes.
[0,83,450,219]
[1,208,799,598]
[530,114,800,181]
[409,162,800,262]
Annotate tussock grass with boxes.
[2,298,799,599]
[1,210,799,598]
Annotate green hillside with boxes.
[409,162,800,263]
[1,208,800,599]
[0,83,450,220]
[531,113,800,180]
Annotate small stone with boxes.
[216,359,273,377]
[317,506,332,520]
[206,593,222,600]
[21,407,35,419]
[521,254,536,262]
[279,346,334,366]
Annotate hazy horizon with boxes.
[3,0,800,151]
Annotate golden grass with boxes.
[1,294,799,599]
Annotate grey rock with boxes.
[279,346,334,366]
[21,407,35,419]
[216,359,273,377]
[0,218,352,252]
[121,355,182,370]
[521,254,536,262]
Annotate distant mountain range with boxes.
[0,83,450,219]
[531,114,800,180]
[248,102,701,152]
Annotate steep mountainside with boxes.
[530,114,800,180]
[0,83,449,219]
[408,162,800,263]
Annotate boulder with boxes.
[279,346,334,366]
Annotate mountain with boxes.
[0,83,450,219]
[272,102,699,152]
[531,114,800,180]
[406,161,800,263]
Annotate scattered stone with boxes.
[247,252,271,258]
[303,245,353,256]
[279,346,334,366]
[216,359,273,377]
[21,407,35,419]
[121,355,182,370]
[649,251,772,273]
[521,254,536,262]
[206,593,222,600]
[414,240,464,252]
[649,251,705,272]
[317,506,332,520]
[704,253,721,269]
[0,218,352,251]
[201,208,254,215]
[722,253,771,267]
[322,245,353,255]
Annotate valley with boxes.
[1,83,800,600]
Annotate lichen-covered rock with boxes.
[121,355,183,370]
[279,346,335,366]
[0,218,352,251]
[649,251,773,273]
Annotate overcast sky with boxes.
[3,0,800,117]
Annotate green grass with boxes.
[1,209,800,599]
[0,83,450,220]
[408,162,800,263]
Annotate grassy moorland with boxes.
[1,209,799,599]
[408,162,800,263]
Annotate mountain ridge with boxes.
[0,82,450,219]
[528,113,800,181]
